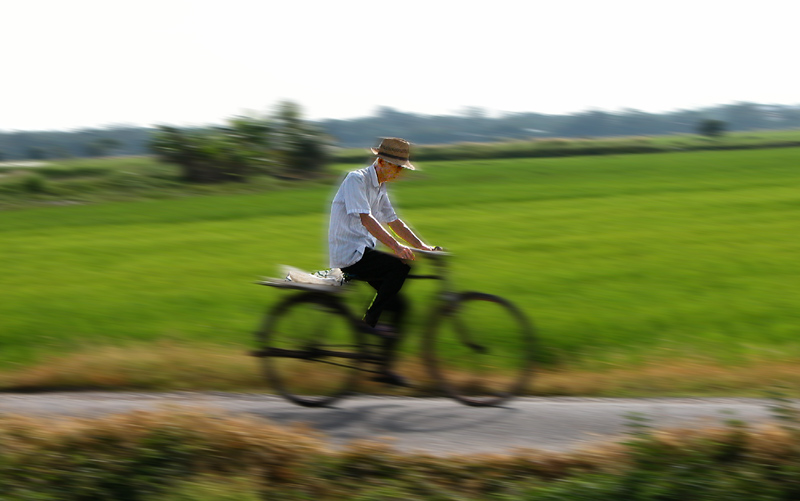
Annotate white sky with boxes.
[2,0,798,131]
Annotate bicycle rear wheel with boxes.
[424,292,535,407]
[254,292,366,407]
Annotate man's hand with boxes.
[394,245,415,260]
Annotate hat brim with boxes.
[370,148,416,170]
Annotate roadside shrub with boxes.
[34,165,112,178]
[20,173,50,193]
[698,118,727,138]
[103,170,177,191]
[0,408,326,500]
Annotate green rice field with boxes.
[1,147,799,392]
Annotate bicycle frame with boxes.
[323,250,460,374]
[409,248,457,287]
[407,249,462,323]
[255,250,454,370]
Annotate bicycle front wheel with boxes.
[254,292,365,407]
[424,292,535,407]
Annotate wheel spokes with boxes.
[427,293,535,406]
[257,294,363,406]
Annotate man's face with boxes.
[378,160,406,183]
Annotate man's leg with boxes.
[367,280,408,333]
[366,279,408,374]
[342,249,413,387]
[342,248,411,328]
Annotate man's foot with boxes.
[370,370,412,388]
[358,322,398,341]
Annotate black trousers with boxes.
[342,248,410,330]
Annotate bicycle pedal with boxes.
[467,344,489,354]
[370,371,413,388]
[363,355,387,364]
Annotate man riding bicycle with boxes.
[328,137,434,387]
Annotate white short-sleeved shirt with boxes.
[328,163,398,268]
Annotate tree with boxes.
[557,110,615,137]
[696,119,727,138]
[270,101,331,176]
[149,102,330,183]
[721,102,769,130]
[85,138,122,157]
[27,146,49,160]
[150,126,249,183]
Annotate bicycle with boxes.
[250,249,536,407]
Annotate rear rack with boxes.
[256,279,348,294]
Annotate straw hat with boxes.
[370,137,416,170]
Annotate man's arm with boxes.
[388,219,433,251]
[359,213,416,259]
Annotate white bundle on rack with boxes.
[281,266,345,286]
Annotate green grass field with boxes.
[2,147,799,394]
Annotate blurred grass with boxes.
[1,147,799,393]
[0,156,336,209]
[6,343,800,397]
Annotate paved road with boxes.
[0,393,784,454]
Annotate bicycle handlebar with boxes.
[413,247,450,258]
[407,247,450,281]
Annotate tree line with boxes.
[1,101,799,162]
[0,126,153,161]
[319,102,800,147]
